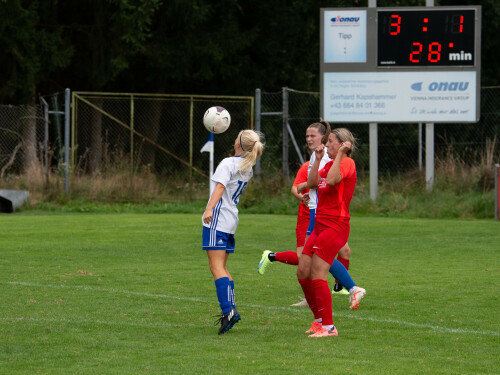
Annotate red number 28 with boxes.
[409,42,441,63]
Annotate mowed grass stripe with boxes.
[4,281,499,337]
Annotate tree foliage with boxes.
[0,0,498,104]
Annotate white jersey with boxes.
[202,156,252,234]
[307,148,332,210]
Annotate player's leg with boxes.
[207,250,233,315]
[297,231,323,332]
[308,253,338,337]
[333,243,351,294]
[258,207,309,274]
[204,228,240,334]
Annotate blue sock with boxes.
[215,277,232,314]
[329,259,355,291]
[229,280,235,308]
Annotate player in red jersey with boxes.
[266,160,310,266]
[297,128,366,337]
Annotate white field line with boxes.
[4,281,499,337]
[0,316,191,329]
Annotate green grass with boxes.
[1,213,499,374]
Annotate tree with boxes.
[0,0,72,171]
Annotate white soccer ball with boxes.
[203,106,231,134]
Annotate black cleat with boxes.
[215,308,241,335]
[333,281,344,292]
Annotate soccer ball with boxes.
[203,106,231,134]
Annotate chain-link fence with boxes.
[0,87,498,201]
[72,92,253,182]
[0,104,45,179]
[258,87,500,181]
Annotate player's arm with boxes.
[326,142,351,186]
[203,182,225,224]
[296,182,307,194]
[291,185,310,205]
[291,185,302,201]
[305,145,325,190]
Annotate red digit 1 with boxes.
[409,42,422,63]
[428,42,441,63]
[390,14,401,35]
[451,14,464,33]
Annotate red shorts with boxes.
[302,219,350,265]
[296,204,310,248]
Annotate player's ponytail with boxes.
[238,130,265,174]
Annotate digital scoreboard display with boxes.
[377,10,476,66]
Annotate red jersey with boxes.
[293,161,310,215]
[315,157,356,225]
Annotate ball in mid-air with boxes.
[203,106,231,134]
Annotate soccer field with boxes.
[1,213,499,374]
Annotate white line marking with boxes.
[0,316,186,329]
[4,281,499,337]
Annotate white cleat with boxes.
[349,286,366,310]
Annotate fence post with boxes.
[495,164,499,221]
[254,89,261,178]
[282,87,289,179]
[41,97,49,188]
[67,89,73,193]
[130,95,134,176]
[189,97,194,191]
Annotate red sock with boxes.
[298,278,320,319]
[335,256,350,284]
[312,279,333,326]
[275,251,299,265]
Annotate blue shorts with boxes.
[306,208,316,235]
[202,226,235,253]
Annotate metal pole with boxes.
[130,95,134,175]
[287,122,305,165]
[369,123,378,201]
[369,0,377,201]
[189,97,194,190]
[282,87,289,180]
[426,0,435,191]
[64,88,70,192]
[425,123,434,191]
[495,164,499,221]
[418,123,423,172]
[255,88,261,178]
[41,97,49,188]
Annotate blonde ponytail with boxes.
[238,130,265,174]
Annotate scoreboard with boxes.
[377,10,475,67]
[320,6,481,123]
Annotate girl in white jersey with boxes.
[202,129,265,335]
